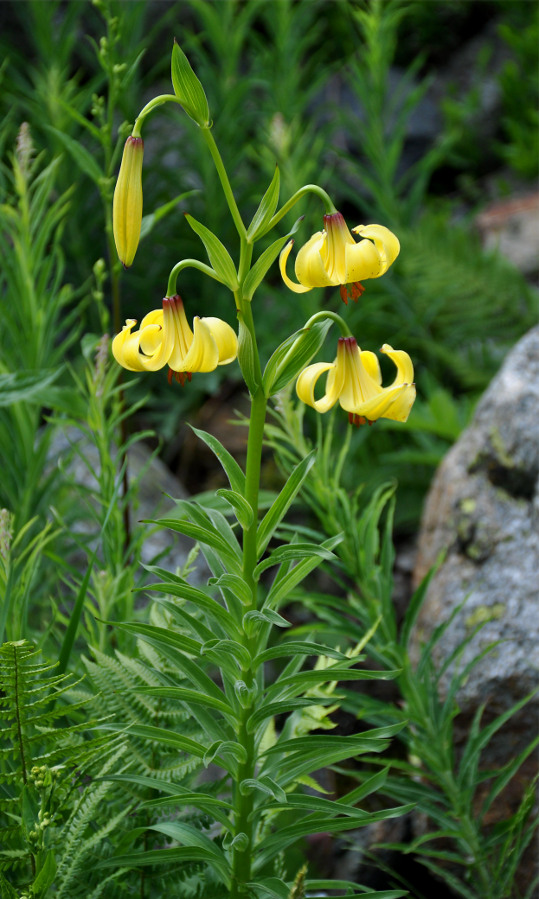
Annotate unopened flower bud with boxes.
[113,136,144,268]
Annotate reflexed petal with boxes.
[346,382,416,422]
[279,240,312,293]
[203,317,238,364]
[381,343,414,386]
[296,361,342,413]
[112,320,147,371]
[344,238,384,280]
[352,224,400,276]
[360,349,382,385]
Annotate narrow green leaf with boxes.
[257,452,316,556]
[255,641,347,666]
[188,425,245,493]
[185,213,239,289]
[307,884,406,899]
[247,698,325,731]
[111,620,226,702]
[255,542,335,579]
[400,563,439,649]
[237,316,258,394]
[32,851,57,894]
[265,535,343,609]
[264,319,333,397]
[201,638,251,671]
[216,488,253,529]
[139,190,196,240]
[138,686,234,719]
[151,821,230,878]
[265,666,401,703]
[211,573,252,608]
[154,517,241,571]
[458,688,539,788]
[45,125,103,182]
[243,608,290,630]
[143,576,239,636]
[253,806,412,870]
[241,775,287,803]
[99,846,224,870]
[247,166,280,240]
[242,215,303,301]
[203,739,247,767]
[171,40,210,126]
[242,234,289,301]
[0,369,61,406]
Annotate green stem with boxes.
[230,384,267,897]
[167,258,224,297]
[303,309,352,335]
[263,183,337,236]
[200,127,246,239]
[132,94,183,138]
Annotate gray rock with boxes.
[412,325,539,755]
[48,426,208,584]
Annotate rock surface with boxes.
[413,325,539,755]
[48,427,208,584]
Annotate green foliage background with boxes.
[0,0,537,896]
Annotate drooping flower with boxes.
[113,136,144,268]
[296,337,415,424]
[112,294,237,384]
[280,213,400,303]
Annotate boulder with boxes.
[48,427,207,584]
[413,324,539,755]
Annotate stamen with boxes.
[340,282,365,305]
[347,413,371,427]
[167,369,192,386]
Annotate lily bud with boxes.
[113,136,144,268]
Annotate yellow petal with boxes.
[381,343,414,386]
[359,349,382,385]
[113,137,144,268]
[279,240,312,293]
[296,361,342,413]
[112,320,146,371]
[203,317,238,364]
[346,383,416,422]
[319,212,355,283]
[295,232,338,287]
[344,238,385,280]
[352,224,400,276]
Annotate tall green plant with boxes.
[91,34,418,896]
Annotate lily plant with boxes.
[106,38,415,898]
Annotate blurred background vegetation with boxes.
[0,2,537,894]
[0,0,537,528]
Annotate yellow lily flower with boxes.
[112,294,237,385]
[113,136,144,268]
[280,213,400,303]
[296,337,415,424]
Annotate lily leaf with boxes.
[247,166,280,241]
[257,451,316,556]
[242,215,303,301]
[185,213,239,289]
